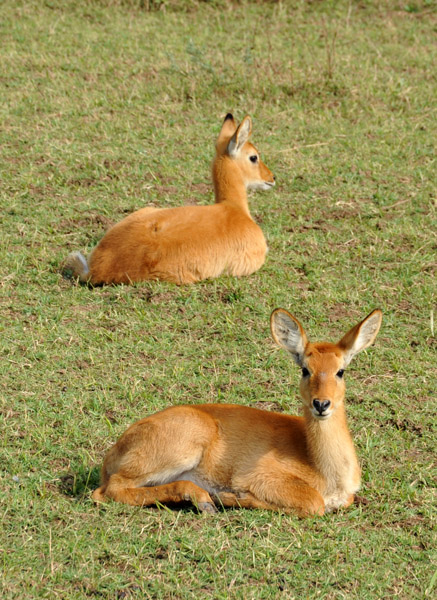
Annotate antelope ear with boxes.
[338,309,382,366]
[227,115,252,158]
[216,113,237,151]
[270,308,308,367]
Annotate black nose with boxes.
[313,399,331,414]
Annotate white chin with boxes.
[312,411,332,420]
[248,181,275,191]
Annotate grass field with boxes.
[1,0,436,598]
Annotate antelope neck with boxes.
[213,156,251,216]
[303,406,356,475]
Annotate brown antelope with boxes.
[92,308,382,516]
[63,114,275,285]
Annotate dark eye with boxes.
[336,369,345,378]
[249,155,258,163]
[302,367,310,377]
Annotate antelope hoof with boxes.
[91,488,107,503]
[353,494,369,506]
[198,502,218,514]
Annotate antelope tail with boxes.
[63,251,90,282]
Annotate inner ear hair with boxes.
[227,116,251,157]
[339,309,382,366]
[270,309,307,366]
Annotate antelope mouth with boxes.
[311,409,332,420]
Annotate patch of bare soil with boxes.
[133,288,178,304]
[154,184,179,196]
[327,303,361,323]
[252,400,285,412]
[291,219,338,233]
[57,212,114,233]
[190,182,210,195]
[386,418,424,436]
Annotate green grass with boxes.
[1,0,436,598]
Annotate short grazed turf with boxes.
[1,1,435,598]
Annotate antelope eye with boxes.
[336,369,345,378]
[249,155,258,163]
[301,367,310,377]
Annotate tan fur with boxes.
[92,309,382,516]
[63,114,274,285]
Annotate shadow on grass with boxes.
[59,465,101,498]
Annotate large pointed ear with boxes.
[270,308,308,366]
[216,113,237,152]
[338,309,382,366]
[227,115,252,158]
